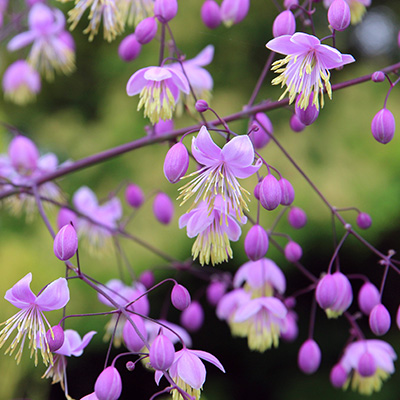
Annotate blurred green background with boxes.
[1,0,400,399]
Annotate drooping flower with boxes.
[323,0,371,24]
[126,65,190,124]
[178,126,261,219]
[179,195,246,266]
[7,3,75,80]
[0,273,70,366]
[266,32,355,110]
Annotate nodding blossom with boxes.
[126,65,190,124]
[178,126,261,219]
[323,0,371,24]
[7,3,75,81]
[335,339,397,395]
[119,0,155,27]
[266,32,355,110]
[0,273,70,366]
[155,348,225,400]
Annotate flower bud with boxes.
[272,10,296,37]
[153,192,174,224]
[220,0,249,27]
[139,270,154,289]
[396,305,400,330]
[57,208,78,230]
[171,284,191,310]
[195,99,209,112]
[371,108,395,144]
[249,112,273,149]
[279,178,295,206]
[371,71,385,83]
[126,361,135,371]
[94,366,122,400]
[163,142,189,184]
[290,114,306,133]
[369,304,391,336]
[284,241,302,262]
[326,271,353,317]
[244,225,269,261]
[122,315,147,352]
[358,352,376,377]
[149,333,175,370]
[118,34,142,62]
[135,17,158,44]
[53,224,78,261]
[327,0,350,31]
[356,212,372,229]
[180,301,204,332]
[330,364,347,388]
[284,0,299,9]
[358,282,380,315]
[259,174,282,211]
[46,325,65,352]
[281,311,298,342]
[298,339,321,374]
[154,0,178,22]
[206,281,227,306]
[287,207,307,229]
[8,135,40,173]
[254,181,261,200]
[125,183,145,208]
[295,93,319,125]
[81,393,98,400]
[201,0,221,29]
[316,274,337,309]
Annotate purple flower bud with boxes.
[118,34,142,62]
[171,284,191,310]
[53,224,78,261]
[122,315,147,352]
[154,119,174,136]
[57,208,78,230]
[180,301,204,332]
[150,334,175,370]
[316,274,337,309]
[398,30,400,48]
[295,93,319,126]
[244,225,269,261]
[358,352,376,377]
[284,0,299,9]
[284,297,296,308]
[249,112,273,149]
[135,17,158,44]
[195,99,209,112]
[371,71,385,83]
[254,181,261,200]
[330,364,347,388]
[298,339,321,374]
[369,304,391,336]
[290,114,306,133]
[272,10,296,37]
[125,183,145,208]
[46,325,65,352]
[126,361,135,371]
[139,270,154,289]
[356,212,372,229]
[259,174,282,211]
[284,241,302,262]
[163,142,189,184]
[8,135,39,172]
[279,178,295,206]
[281,311,298,342]
[326,271,352,316]
[327,0,350,31]
[94,366,122,400]
[206,281,227,306]
[287,207,307,229]
[371,108,395,144]
[153,192,174,224]
[201,0,221,29]
[397,305,400,330]
[358,282,380,315]
[220,0,249,27]
[154,0,178,22]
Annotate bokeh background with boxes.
[1,0,400,399]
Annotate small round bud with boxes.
[369,304,391,336]
[284,241,302,262]
[295,93,319,126]
[358,282,380,315]
[53,224,78,261]
[171,284,191,310]
[139,270,155,289]
[220,0,250,27]
[259,174,282,211]
[195,99,209,112]
[153,192,174,224]
[330,364,347,388]
[164,143,189,184]
[118,34,142,62]
[298,339,321,374]
[272,10,296,37]
[288,207,307,229]
[279,178,295,206]
[371,108,395,144]
[316,274,337,309]
[94,366,122,400]
[126,361,135,371]
[154,0,178,22]
[249,113,273,149]
[290,114,306,133]
[358,352,376,377]
[206,281,227,306]
[356,212,372,229]
[122,315,147,352]
[135,17,157,44]
[180,301,204,332]
[244,225,269,261]
[371,71,385,83]
[46,325,65,352]
[9,135,40,173]
[327,0,350,31]
[201,0,221,29]
[284,0,299,8]
[254,181,261,200]
[125,183,145,208]
[57,208,78,230]
[149,334,175,370]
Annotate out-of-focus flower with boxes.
[220,0,249,27]
[119,0,155,26]
[323,0,371,24]
[0,0,8,28]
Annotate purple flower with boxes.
[0,273,70,366]
[266,32,355,110]
[126,65,190,124]
[323,0,371,24]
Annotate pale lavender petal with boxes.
[38,153,58,172]
[234,298,262,322]
[188,45,214,67]
[221,135,255,167]
[56,329,78,356]
[229,158,262,179]
[156,320,192,347]
[225,216,241,241]
[177,350,206,389]
[163,78,180,102]
[216,289,250,320]
[191,126,221,165]
[99,197,123,221]
[185,66,213,92]
[4,273,36,308]
[73,186,98,212]
[154,370,164,385]
[266,35,309,55]
[7,31,36,51]
[190,349,225,372]
[341,54,356,65]
[144,66,172,82]
[35,277,69,311]
[259,297,287,318]
[291,32,320,48]
[97,279,125,307]
[168,68,190,94]
[316,44,346,68]
[179,211,195,229]
[70,330,96,356]
[126,68,150,96]
[233,262,251,288]
[187,209,212,237]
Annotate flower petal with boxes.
[126,68,149,96]
[177,350,206,390]
[168,68,190,94]
[4,273,36,308]
[225,216,242,241]
[70,330,96,357]
[229,158,262,179]
[259,297,287,318]
[144,66,172,82]
[187,45,214,67]
[7,31,36,51]
[266,35,309,55]
[190,350,225,372]
[186,209,213,237]
[191,126,221,165]
[35,277,70,311]
[38,153,58,172]
[221,135,255,167]
[73,186,98,213]
[234,298,262,322]
[291,32,320,48]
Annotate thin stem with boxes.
[32,185,55,238]
[327,230,350,274]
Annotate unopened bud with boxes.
[254,181,261,200]
[139,270,155,289]
[259,174,282,211]
[122,316,147,352]
[358,282,380,315]
[46,325,65,352]
[327,0,350,31]
[125,183,145,208]
[316,274,337,309]
[53,224,78,261]
[326,271,352,317]
[298,339,321,374]
[272,10,296,37]
[371,71,385,83]
[356,212,372,229]
[118,34,142,62]
[171,284,191,310]
[149,333,175,370]
[284,241,302,262]
[206,281,227,306]
[135,17,158,44]
[153,192,174,224]
[220,0,249,27]
[249,113,273,149]
[290,114,306,133]
[201,0,221,29]
[57,208,78,230]
[163,142,189,184]
[154,0,178,22]
[9,135,39,173]
[371,108,395,144]
[279,178,295,206]
[244,225,269,261]
[295,93,319,126]
[195,99,209,112]
[369,304,391,336]
[281,311,298,342]
[180,301,204,332]
[288,207,307,229]
[330,364,347,388]
[94,366,122,400]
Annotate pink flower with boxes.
[323,0,371,24]
[0,273,70,366]
[266,32,355,110]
